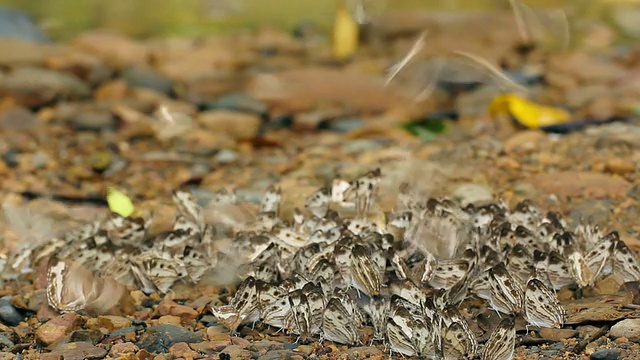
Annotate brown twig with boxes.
[572,324,610,354]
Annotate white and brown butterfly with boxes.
[488,262,524,315]
[350,244,382,297]
[322,297,360,345]
[343,168,381,217]
[260,185,281,216]
[481,317,516,360]
[523,278,565,328]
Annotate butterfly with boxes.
[488,262,525,315]
[46,257,127,315]
[523,278,566,328]
[343,169,381,217]
[481,317,516,360]
[322,297,360,345]
[350,244,382,297]
[260,185,281,216]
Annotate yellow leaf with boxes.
[332,1,359,61]
[489,93,572,129]
[107,187,135,218]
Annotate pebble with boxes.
[197,110,262,140]
[108,326,137,341]
[610,319,640,342]
[205,93,267,115]
[590,348,622,360]
[87,315,132,332]
[36,313,83,345]
[538,328,578,341]
[325,117,364,133]
[70,111,116,131]
[257,350,302,360]
[0,106,39,130]
[168,342,200,360]
[122,66,174,95]
[604,158,635,175]
[0,67,91,107]
[215,149,240,164]
[251,340,285,352]
[0,334,13,349]
[109,342,139,356]
[136,325,202,353]
[48,341,107,360]
[189,340,231,355]
[154,299,198,325]
[0,297,23,326]
[221,345,251,360]
[69,329,104,345]
[341,346,383,358]
[531,171,630,199]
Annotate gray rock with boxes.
[70,111,116,132]
[0,334,13,349]
[221,345,251,359]
[0,297,22,326]
[107,326,137,341]
[70,329,104,345]
[0,67,90,107]
[49,341,106,360]
[206,93,267,115]
[0,7,48,42]
[122,66,173,95]
[326,117,363,133]
[628,183,640,201]
[610,318,640,342]
[136,325,202,354]
[590,349,622,360]
[31,151,49,169]
[257,350,303,360]
[0,106,39,130]
[1,151,18,168]
[215,149,239,164]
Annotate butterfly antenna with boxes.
[509,0,532,44]
[450,50,528,95]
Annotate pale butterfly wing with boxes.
[524,278,565,328]
[481,317,516,360]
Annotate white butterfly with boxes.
[523,278,566,329]
[481,317,516,360]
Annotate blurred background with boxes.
[0,0,638,41]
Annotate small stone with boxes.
[69,329,104,345]
[0,351,15,360]
[49,341,107,360]
[205,93,267,115]
[36,313,83,345]
[231,336,250,348]
[0,297,23,326]
[251,340,285,352]
[189,340,230,355]
[108,326,137,342]
[197,110,261,140]
[538,328,577,341]
[295,345,314,355]
[590,348,622,360]
[0,334,14,350]
[257,350,300,360]
[154,298,198,325]
[70,111,116,131]
[0,67,90,107]
[87,315,132,332]
[605,158,635,175]
[503,130,545,154]
[610,319,640,342]
[135,349,156,360]
[168,342,200,360]
[342,346,383,359]
[0,106,39,130]
[221,345,251,360]
[157,315,182,326]
[122,66,173,95]
[326,117,364,133]
[109,342,139,356]
[215,149,239,164]
[136,325,202,354]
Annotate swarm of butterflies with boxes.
[8,168,640,359]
